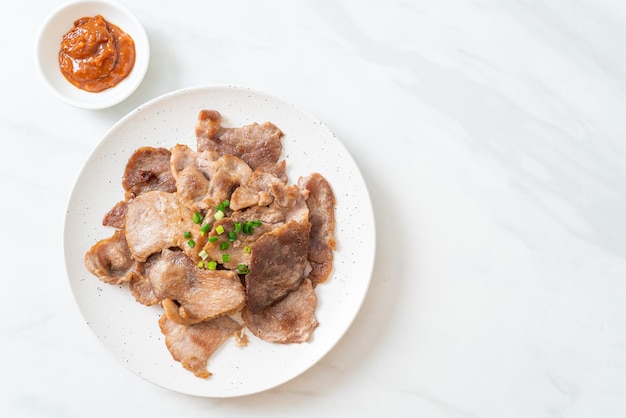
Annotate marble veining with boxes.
[1,0,625,417]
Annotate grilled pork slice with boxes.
[195,109,283,169]
[171,153,211,212]
[129,274,159,306]
[169,143,219,181]
[261,159,288,183]
[242,279,318,343]
[271,183,310,224]
[127,253,161,306]
[299,173,336,286]
[159,314,243,378]
[207,155,253,207]
[147,249,246,324]
[245,220,311,314]
[232,174,309,223]
[84,229,139,285]
[124,191,205,262]
[230,205,286,225]
[122,147,176,199]
[170,144,253,213]
[230,169,285,211]
[101,199,129,229]
[202,218,251,271]
[202,207,287,272]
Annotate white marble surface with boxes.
[2,0,625,416]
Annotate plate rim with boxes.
[63,84,376,397]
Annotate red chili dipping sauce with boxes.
[59,15,136,92]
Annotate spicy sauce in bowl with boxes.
[59,14,136,93]
[36,1,149,109]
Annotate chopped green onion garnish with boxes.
[198,249,209,260]
[237,264,249,274]
[234,222,242,233]
[220,241,230,250]
[214,209,224,221]
[200,223,211,234]
[183,231,191,239]
[197,260,204,268]
[193,212,203,224]
[244,245,251,254]
[217,200,230,212]
[222,253,230,263]
[208,236,218,243]
[228,231,237,241]
[242,220,262,235]
[187,239,196,248]
[216,225,225,235]
[207,260,217,270]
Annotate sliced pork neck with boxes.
[122,147,176,198]
[147,249,246,324]
[158,314,243,379]
[242,278,318,343]
[298,173,337,286]
[101,199,129,229]
[84,110,338,378]
[195,109,283,170]
[124,190,205,262]
[245,220,311,313]
[84,229,138,285]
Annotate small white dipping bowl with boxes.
[36,0,150,109]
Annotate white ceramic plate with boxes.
[64,86,375,397]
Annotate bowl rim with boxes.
[35,0,150,109]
